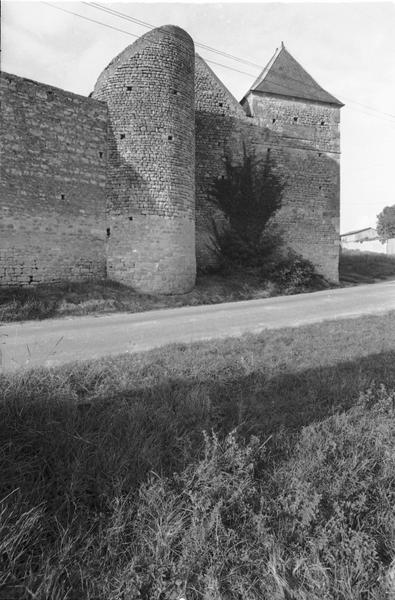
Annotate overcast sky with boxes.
[2,1,395,233]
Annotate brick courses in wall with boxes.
[0,26,342,291]
[0,72,108,286]
[194,55,252,268]
[92,25,196,294]
[195,55,341,281]
[244,93,341,282]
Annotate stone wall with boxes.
[0,27,341,290]
[244,93,340,282]
[194,54,252,267]
[93,25,196,294]
[242,93,340,153]
[0,72,108,286]
[195,58,340,281]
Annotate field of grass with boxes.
[1,312,395,599]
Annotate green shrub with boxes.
[208,147,285,277]
[209,224,282,275]
[209,148,284,247]
[207,151,328,293]
[266,249,329,292]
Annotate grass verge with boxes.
[2,250,395,323]
[0,274,275,322]
[0,263,327,323]
[339,249,395,284]
[1,312,395,598]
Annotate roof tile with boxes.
[249,44,344,106]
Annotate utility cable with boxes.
[84,1,395,120]
[41,2,395,123]
[42,2,256,78]
[41,2,141,39]
[84,1,264,69]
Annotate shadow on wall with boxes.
[105,123,153,216]
[104,122,154,282]
[104,124,196,293]
[195,111,340,281]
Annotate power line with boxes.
[41,2,140,39]
[342,103,395,126]
[198,57,255,78]
[42,2,255,78]
[84,1,395,121]
[251,70,395,123]
[251,68,395,120]
[84,1,264,69]
[340,97,395,120]
[41,2,395,123]
[84,1,153,30]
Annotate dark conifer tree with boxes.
[209,146,285,267]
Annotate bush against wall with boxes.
[210,147,284,245]
[266,248,329,293]
[208,147,285,271]
[207,149,328,291]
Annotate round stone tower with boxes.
[93,25,196,294]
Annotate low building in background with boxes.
[341,227,395,254]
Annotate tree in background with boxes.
[377,204,395,242]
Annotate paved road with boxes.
[1,280,394,372]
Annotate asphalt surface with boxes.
[1,280,394,372]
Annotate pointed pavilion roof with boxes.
[246,43,344,107]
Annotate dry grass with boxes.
[2,249,395,323]
[0,265,326,323]
[339,249,395,284]
[1,312,395,598]
[0,275,268,322]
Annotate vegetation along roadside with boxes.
[1,311,395,599]
[1,250,395,323]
